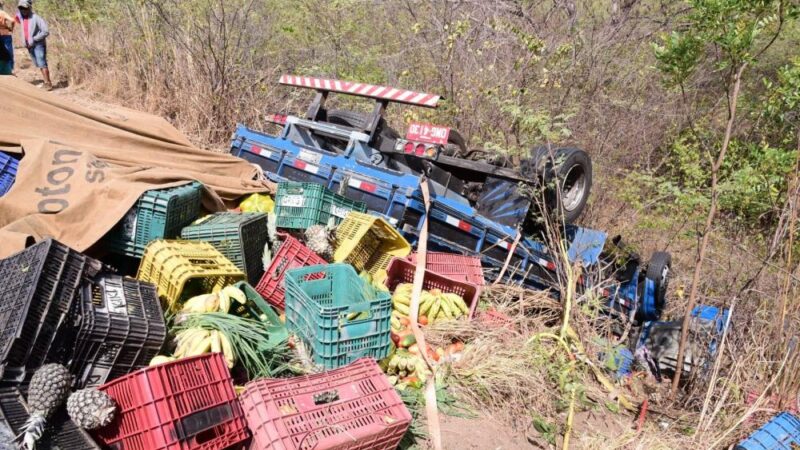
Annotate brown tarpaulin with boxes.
[0,77,273,257]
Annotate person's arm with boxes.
[31,15,48,43]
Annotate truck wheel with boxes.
[543,148,592,224]
[640,252,671,321]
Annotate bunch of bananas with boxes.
[165,328,236,368]
[385,350,428,380]
[391,283,470,325]
[180,285,247,314]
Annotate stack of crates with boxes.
[333,212,411,275]
[103,181,203,257]
[284,264,392,369]
[240,358,411,450]
[180,212,269,285]
[67,275,167,388]
[93,353,249,450]
[0,239,106,384]
[0,387,100,449]
[0,152,19,196]
[275,182,367,229]
[136,240,244,313]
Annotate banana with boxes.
[429,299,441,321]
[218,291,231,314]
[391,316,402,330]
[174,329,207,357]
[420,292,435,315]
[181,294,214,313]
[439,294,454,319]
[219,332,236,368]
[210,330,222,353]
[186,336,212,357]
[394,301,410,316]
[392,291,411,306]
[397,356,407,372]
[149,355,176,366]
[446,293,469,316]
[388,355,400,372]
[204,293,220,312]
[222,285,247,304]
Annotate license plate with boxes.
[280,194,305,208]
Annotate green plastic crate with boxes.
[231,282,288,350]
[274,182,366,230]
[104,182,203,258]
[180,212,269,285]
[284,263,391,369]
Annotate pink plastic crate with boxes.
[407,252,485,286]
[385,257,480,319]
[240,358,411,450]
[477,309,515,330]
[93,353,249,450]
[256,235,327,310]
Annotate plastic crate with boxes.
[284,264,392,369]
[407,252,485,286]
[333,212,411,275]
[476,309,515,330]
[255,235,327,310]
[384,257,481,319]
[736,412,800,450]
[104,181,203,257]
[0,239,106,384]
[180,212,269,285]
[69,275,167,388]
[231,281,288,350]
[136,240,245,312]
[0,152,19,196]
[0,387,101,449]
[275,182,366,229]
[93,353,249,450]
[240,358,411,450]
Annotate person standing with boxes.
[0,0,14,75]
[16,0,50,89]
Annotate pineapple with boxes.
[67,388,117,430]
[304,225,334,260]
[21,364,72,450]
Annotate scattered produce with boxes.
[239,193,275,213]
[305,224,335,260]
[21,364,72,450]
[384,349,430,389]
[179,285,247,315]
[391,283,469,325]
[149,355,176,366]
[172,312,290,378]
[66,388,117,430]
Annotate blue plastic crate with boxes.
[103,182,203,257]
[284,263,392,369]
[0,153,19,197]
[737,412,800,450]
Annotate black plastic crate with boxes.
[180,212,270,285]
[0,239,105,384]
[70,275,167,388]
[0,387,101,449]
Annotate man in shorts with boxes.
[0,0,14,75]
[16,0,51,89]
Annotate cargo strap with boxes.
[408,177,442,450]
[493,230,522,285]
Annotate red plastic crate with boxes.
[92,353,249,450]
[385,257,481,319]
[407,252,485,286]
[240,358,411,450]
[256,235,327,310]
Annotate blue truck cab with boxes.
[230,75,669,323]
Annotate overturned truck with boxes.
[231,75,670,323]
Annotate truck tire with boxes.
[542,148,592,224]
[639,251,671,322]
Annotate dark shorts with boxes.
[27,42,46,69]
[0,35,12,74]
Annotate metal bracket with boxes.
[305,91,328,121]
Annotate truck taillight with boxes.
[415,143,425,156]
[404,142,414,154]
[395,139,441,159]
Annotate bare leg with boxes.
[41,67,52,89]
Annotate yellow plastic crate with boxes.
[136,240,245,312]
[333,212,411,274]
